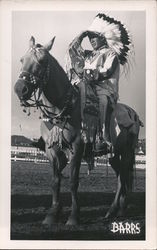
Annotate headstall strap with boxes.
[20,47,78,127]
[19,48,50,110]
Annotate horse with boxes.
[14,36,143,226]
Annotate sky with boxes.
[12,11,145,139]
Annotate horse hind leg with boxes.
[42,145,67,226]
[116,149,134,217]
[105,149,134,219]
[105,154,121,219]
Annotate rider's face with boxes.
[89,36,105,50]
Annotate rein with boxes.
[38,85,75,122]
[21,76,74,122]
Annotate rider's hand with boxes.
[77,31,88,42]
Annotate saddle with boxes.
[110,103,141,147]
[78,81,99,143]
[79,82,140,155]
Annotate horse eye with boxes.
[20,57,24,63]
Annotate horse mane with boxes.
[50,55,70,85]
[43,49,71,109]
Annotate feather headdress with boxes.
[88,13,134,66]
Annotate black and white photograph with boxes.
[11,9,146,240]
[0,0,157,249]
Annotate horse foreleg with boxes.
[42,146,62,226]
[66,139,83,226]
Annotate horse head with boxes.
[14,36,56,103]
[14,36,70,111]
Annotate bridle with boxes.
[18,46,77,122]
[18,47,49,107]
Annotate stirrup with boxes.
[94,139,113,155]
[104,140,113,154]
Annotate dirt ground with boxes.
[11,161,145,240]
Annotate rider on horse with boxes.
[14,15,142,225]
[33,13,134,156]
[65,13,133,152]
[66,31,120,150]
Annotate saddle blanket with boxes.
[110,103,140,146]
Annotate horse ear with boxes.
[29,36,35,48]
[44,37,56,51]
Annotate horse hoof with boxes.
[42,215,58,227]
[117,209,126,217]
[42,218,52,227]
[66,217,79,226]
[105,212,112,219]
[42,204,62,227]
[105,207,118,219]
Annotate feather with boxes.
[88,13,134,66]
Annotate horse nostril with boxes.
[22,86,28,95]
